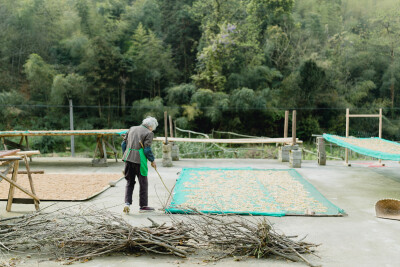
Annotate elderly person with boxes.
[123,116,158,213]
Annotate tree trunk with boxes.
[390,45,395,117]
[121,76,127,116]
[108,94,111,127]
[98,99,102,118]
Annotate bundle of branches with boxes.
[0,207,319,266]
[0,208,194,263]
[171,211,319,266]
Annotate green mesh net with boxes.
[323,134,400,161]
[166,168,345,216]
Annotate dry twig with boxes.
[0,207,319,266]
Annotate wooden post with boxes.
[6,160,19,212]
[292,110,296,145]
[69,99,75,157]
[101,137,107,163]
[19,136,24,145]
[169,116,173,138]
[2,137,7,150]
[23,155,40,210]
[164,111,168,144]
[345,108,349,165]
[25,136,32,162]
[379,108,382,139]
[284,110,289,138]
[379,108,383,165]
[93,136,100,161]
[174,121,177,138]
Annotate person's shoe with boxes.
[123,206,130,214]
[139,206,155,213]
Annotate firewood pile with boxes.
[0,207,319,266]
[172,211,320,266]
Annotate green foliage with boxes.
[2,0,400,143]
[131,97,164,125]
[123,0,162,34]
[0,91,25,129]
[32,136,67,154]
[24,54,56,102]
[167,84,197,105]
[297,116,321,140]
[51,73,87,104]
[127,23,177,97]
[229,88,265,112]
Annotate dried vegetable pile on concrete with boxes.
[167,168,344,216]
[331,135,400,154]
[0,173,122,201]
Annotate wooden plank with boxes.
[16,150,41,156]
[18,170,44,174]
[0,149,20,157]
[0,157,22,161]
[153,137,302,144]
[0,129,128,137]
[348,114,380,118]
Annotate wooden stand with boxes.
[279,110,300,167]
[0,150,40,211]
[1,136,33,161]
[92,135,118,166]
[345,108,384,167]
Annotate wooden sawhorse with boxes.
[0,150,40,211]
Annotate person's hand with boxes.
[151,161,157,169]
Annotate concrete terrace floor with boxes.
[1,157,400,267]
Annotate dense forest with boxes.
[1,0,400,141]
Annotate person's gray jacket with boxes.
[123,125,154,164]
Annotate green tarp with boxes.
[166,167,345,216]
[323,134,400,161]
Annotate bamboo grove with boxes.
[1,0,400,142]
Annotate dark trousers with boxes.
[124,162,148,207]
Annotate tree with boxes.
[372,7,400,111]
[127,24,177,98]
[160,0,201,82]
[24,54,56,102]
[51,73,87,104]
